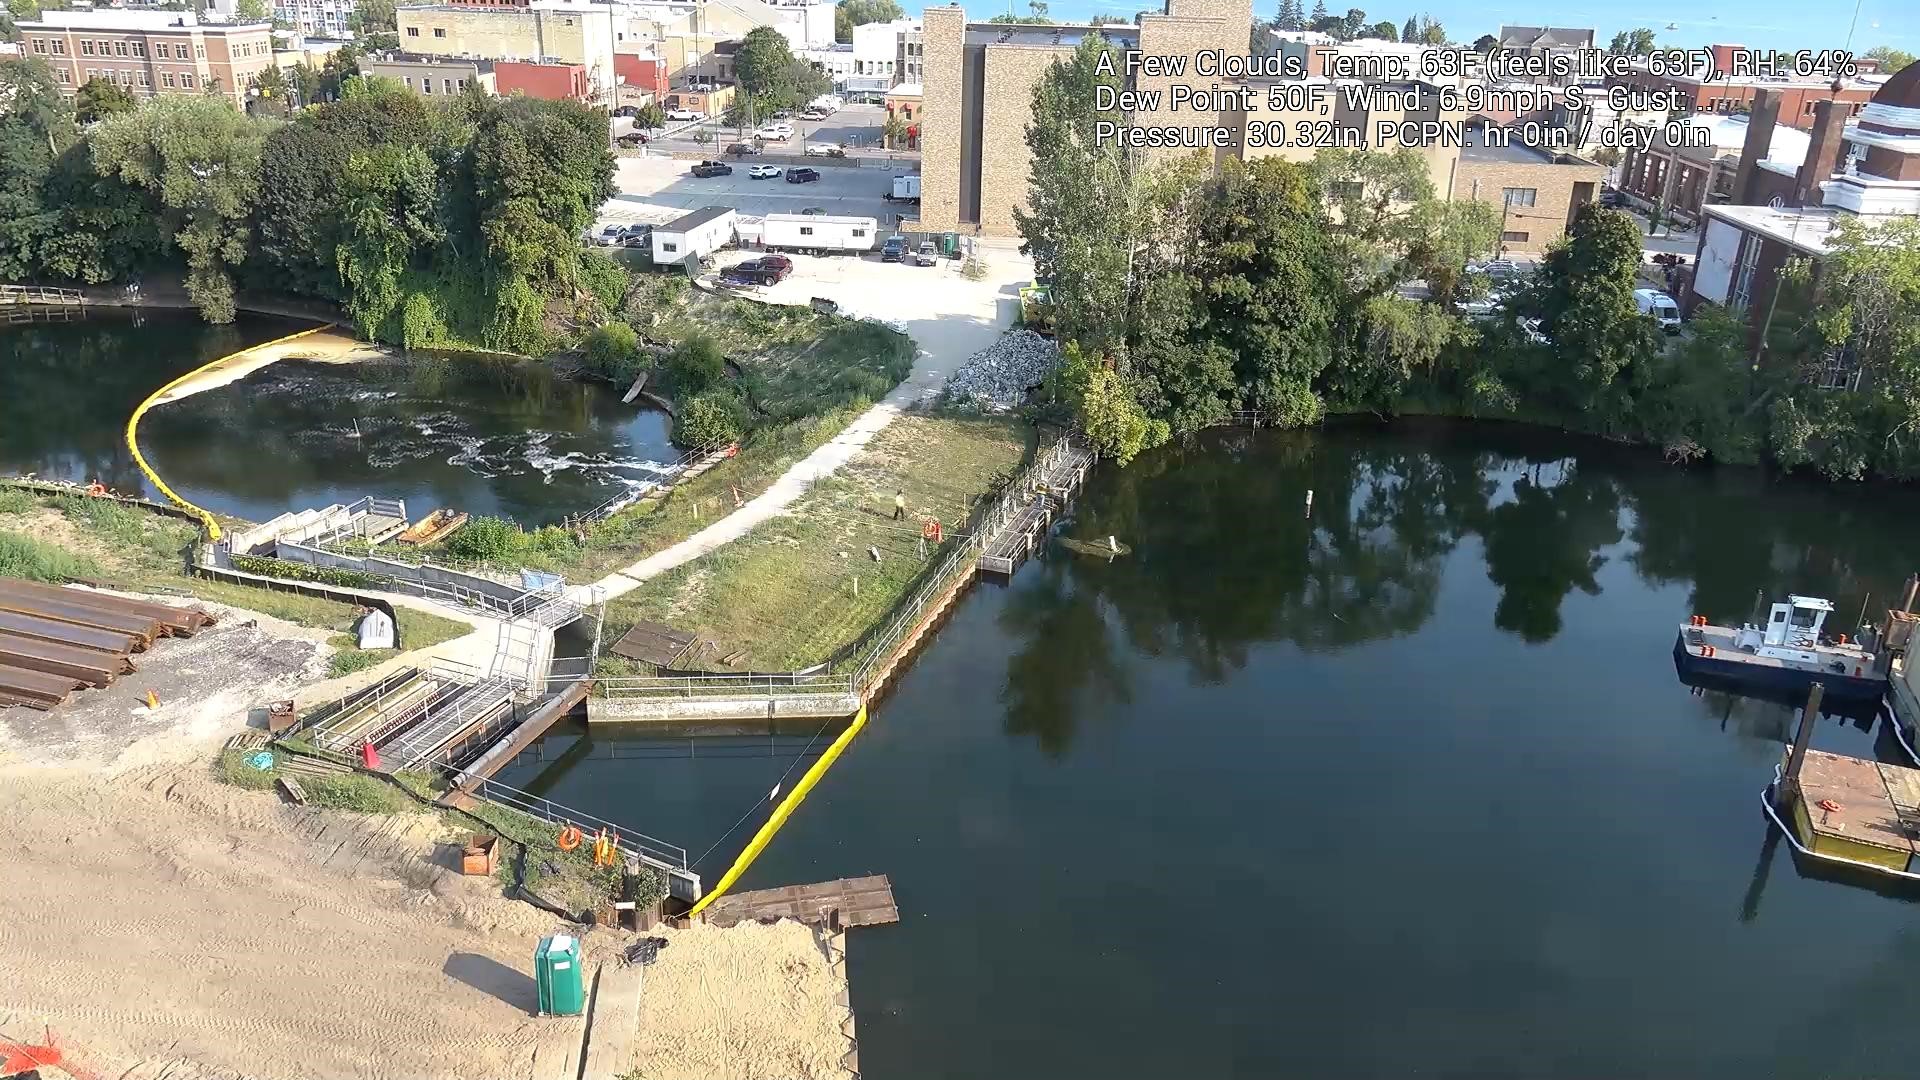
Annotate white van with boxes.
[1635,289,1682,334]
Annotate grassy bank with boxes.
[603,413,1032,671]
[0,486,470,671]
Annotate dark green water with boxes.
[506,423,1920,1079]
[0,311,675,526]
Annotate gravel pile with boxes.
[944,330,1059,412]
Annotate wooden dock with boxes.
[702,874,898,929]
[978,439,1096,576]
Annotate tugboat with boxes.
[1673,595,1887,708]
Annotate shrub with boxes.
[676,391,747,447]
[579,252,632,315]
[0,489,36,514]
[215,748,279,791]
[584,322,643,382]
[229,553,385,590]
[444,515,523,562]
[665,334,727,398]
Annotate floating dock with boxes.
[978,440,1096,576]
[702,875,898,929]
[1768,749,1920,878]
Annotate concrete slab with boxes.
[582,961,644,1080]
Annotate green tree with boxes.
[665,334,726,397]
[1528,204,1661,422]
[1864,46,1915,74]
[1089,13,1129,25]
[235,0,270,21]
[1368,20,1397,40]
[334,143,444,340]
[734,26,829,111]
[74,77,136,124]
[1608,28,1656,55]
[88,96,272,322]
[880,110,907,148]
[636,101,665,130]
[1472,32,1496,52]
[0,58,74,280]
[584,321,642,381]
[834,0,902,43]
[355,0,397,31]
[1012,34,1136,357]
[1401,15,1416,41]
[1407,197,1500,306]
[1272,0,1304,31]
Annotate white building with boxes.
[652,206,738,266]
[269,0,358,39]
[799,42,854,81]
[766,0,834,50]
[847,17,913,100]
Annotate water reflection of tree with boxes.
[1475,463,1623,642]
[995,558,1130,759]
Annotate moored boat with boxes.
[1672,594,1887,707]
[395,508,470,546]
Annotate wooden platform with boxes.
[702,875,898,929]
[608,620,696,667]
[1792,749,1920,871]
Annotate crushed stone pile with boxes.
[944,330,1059,412]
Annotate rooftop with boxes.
[365,51,495,71]
[964,22,1137,50]
[22,9,269,31]
[660,206,737,233]
[888,82,923,96]
[1703,203,1847,256]
[1459,123,1556,165]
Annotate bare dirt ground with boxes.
[0,594,853,1080]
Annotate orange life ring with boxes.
[85,482,107,496]
[556,825,583,851]
[1817,799,1842,814]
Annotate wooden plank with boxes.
[705,875,898,929]
[581,962,643,1080]
[1797,749,1916,855]
[277,776,309,805]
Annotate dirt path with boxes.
[586,241,1031,599]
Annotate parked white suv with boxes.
[757,123,794,140]
[665,108,702,122]
[1634,288,1683,334]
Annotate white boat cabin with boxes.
[1732,595,1860,665]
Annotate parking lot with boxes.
[620,103,914,163]
[595,155,916,238]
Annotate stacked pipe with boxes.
[0,577,217,710]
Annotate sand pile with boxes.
[633,919,853,1080]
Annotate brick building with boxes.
[17,9,274,108]
[494,58,592,100]
[397,1,618,100]
[1451,124,1605,253]
[1685,67,1920,373]
[1615,113,1809,223]
[614,47,667,98]
[1605,51,1880,131]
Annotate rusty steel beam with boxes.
[0,631,133,688]
[0,610,143,655]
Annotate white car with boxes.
[748,165,783,179]
[804,142,844,156]
[757,124,794,140]
[1519,317,1551,345]
[665,108,702,122]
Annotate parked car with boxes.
[913,241,939,267]
[1519,317,1551,345]
[665,108,702,121]
[725,255,794,285]
[612,105,639,118]
[800,207,826,215]
[597,224,626,245]
[757,123,794,140]
[804,142,846,157]
[726,141,764,157]
[785,168,821,184]
[614,132,647,148]
[691,161,733,178]
[748,164,783,179]
[881,235,907,262]
[1453,296,1499,316]
[1599,189,1629,209]
[1470,258,1523,280]
[1634,288,1683,333]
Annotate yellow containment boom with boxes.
[124,323,336,543]
[685,703,869,919]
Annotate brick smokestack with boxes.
[1731,88,1780,205]
[1793,98,1848,207]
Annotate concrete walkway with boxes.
[584,241,1031,601]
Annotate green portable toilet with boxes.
[535,935,586,1016]
[941,231,959,258]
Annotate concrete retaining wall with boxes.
[273,541,525,606]
[588,692,861,724]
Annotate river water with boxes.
[504,422,1920,1079]
[0,311,675,526]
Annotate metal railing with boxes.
[459,776,690,872]
[561,438,735,531]
[0,284,85,306]
[596,671,857,700]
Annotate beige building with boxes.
[396,1,618,98]
[1450,125,1605,253]
[18,9,274,108]
[362,53,498,97]
[1237,77,1467,199]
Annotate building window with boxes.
[139,71,150,87]
[133,42,146,57]
[1502,187,1537,207]
[1501,231,1530,243]
[82,40,95,55]
[57,68,70,84]
[114,41,128,56]
[177,44,190,59]
[800,226,814,236]
[457,78,468,90]
[1817,343,1862,391]
[32,39,46,54]
[853,229,866,237]
[51,40,65,55]
[662,242,677,253]
[1728,235,1760,313]
[421,79,432,93]
[181,73,195,88]
[195,44,205,59]
[163,72,176,87]
[434,27,446,37]
[443,78,453,93]
[407,26,420,36]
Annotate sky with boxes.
[907,0,1919,54]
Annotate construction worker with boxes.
[892,490,906,521]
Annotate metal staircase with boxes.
[381,676,519,772]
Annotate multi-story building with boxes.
[847,17,914,100]
[1451,124,1606,253]
[799,43,855,82]
[895,22,923,86]
[396,0,620,99]
[765,0,835,51]
[266,0,359,38]
[17,9,274,107]
[1606,46,1881,131]
[361,52,497,95]
[1615,112,1810,222]
[1493,25,1594,83]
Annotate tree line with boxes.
[1268,1,1445,45]
[1021,36,1920,481]
[0,55,623,355]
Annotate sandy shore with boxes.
[0,589,854,1080]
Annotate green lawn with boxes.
[604,413,1032,671]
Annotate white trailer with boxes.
[888,174,921,202]
[651,206,738,267]
[761,213,878,254]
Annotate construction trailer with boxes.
[760,213,878,255]
[650,206,738,265]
